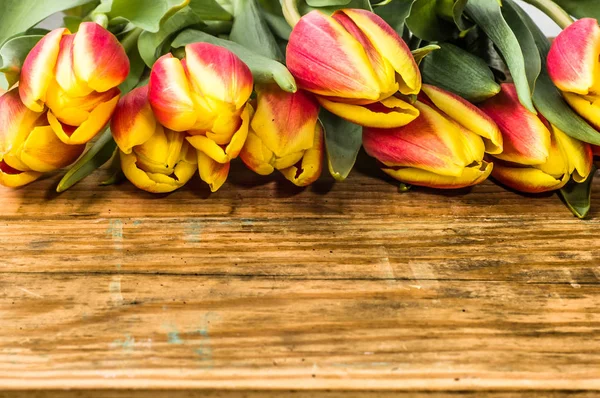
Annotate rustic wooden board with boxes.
[1,157,599,396]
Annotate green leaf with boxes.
[0,0,91,46]
[552,0,600,21]
[105,0,190,33]
[0,35,43,86]
[120,44,145,94]
[56,129,117,193]
[229,0,282,61]
[504,0,600,145]
[63,15,84,32]
[188,0,233,21]
[306,0,350,7]
[172,29,296,92]
[501,0,540,95]
[298,0,372,14]
[138,7,203,67]
[263,11,292,41]
[320,109,362,182]
[411,44,440,66]
[421,43,500,103]
[406,0,457,41]
[465,0,536,113]
[559,165,597,219]
[374,0,414,34]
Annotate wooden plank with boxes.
[0,274,599,390]
[1,160,599,394]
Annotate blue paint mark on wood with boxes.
[167,330,183,345]
[185,219,203,243]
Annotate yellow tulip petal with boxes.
[536,131,569,179]
[286,10,382,100]
[563,92,600,131]
[279,123,324,186]
[492,163,569,193]
[382,160,493,189]
[0,160,42,188]
[19,28,68,112]
[134,127,186,175]
[0,88,44,156]
[318,95,419,128]
[251,85,319,158]
[20,126,85,172]
[339,9,421,95]
[422,84,503,154]
[197,151,230,192]
[110,86,157,154]
[120,148,196,194]
[239,130,276,176]
[49,93,120,145]
[553,125,593,182]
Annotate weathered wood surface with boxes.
[1,157,599,396]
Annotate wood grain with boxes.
[1,158,599,396]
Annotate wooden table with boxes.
[1,156,599,397]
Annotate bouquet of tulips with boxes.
[1,0,599,217]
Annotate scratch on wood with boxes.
[409,261,440,289]
[16,287,43,298]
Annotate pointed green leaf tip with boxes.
[320,110,363,182]
[559,166,597,219]
[57,129,117,193]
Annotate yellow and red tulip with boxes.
[0,88,86,188]
[149,42,254,192]
[547,18,600,131]
[240,85,323,186]
[363,85,500,189]
[111,86,198,194]
[286,9,421,128]
[18,22,128,145]
[480,84,593,193]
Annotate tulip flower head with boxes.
[286,9,421,128]
[480,84,593,193]
[362,85,501,189]
[111,86,198,194]
[547,18,600,131]
[0,89,85,188]
[19,22,129,145]
[240,85,323,186]
[149,43,254,192]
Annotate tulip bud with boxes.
[111,86,198,194]
[480,84,593,193]
[363,85,498,189]
[0,89,85,188]
[18,23,128,145]
[240,85,323,186]
[149,43,254,191]
[547,18,600,131]
[286,9,421,128]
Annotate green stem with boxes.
[281,0,301,27]
[521,0,574,29]
[120,28,143,54]
[91,12,109,28]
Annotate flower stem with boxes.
[281,0,301,27]
[521,0,574,29]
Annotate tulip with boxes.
[111,86,198,194]
[149,42,253,192]
[18,22,129,145]
[286,9,421,128]
[363,85,501,189]
[0,89,85,188]
[480,84,593,193]
[547,18,600,130]
[240,85,323,186]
